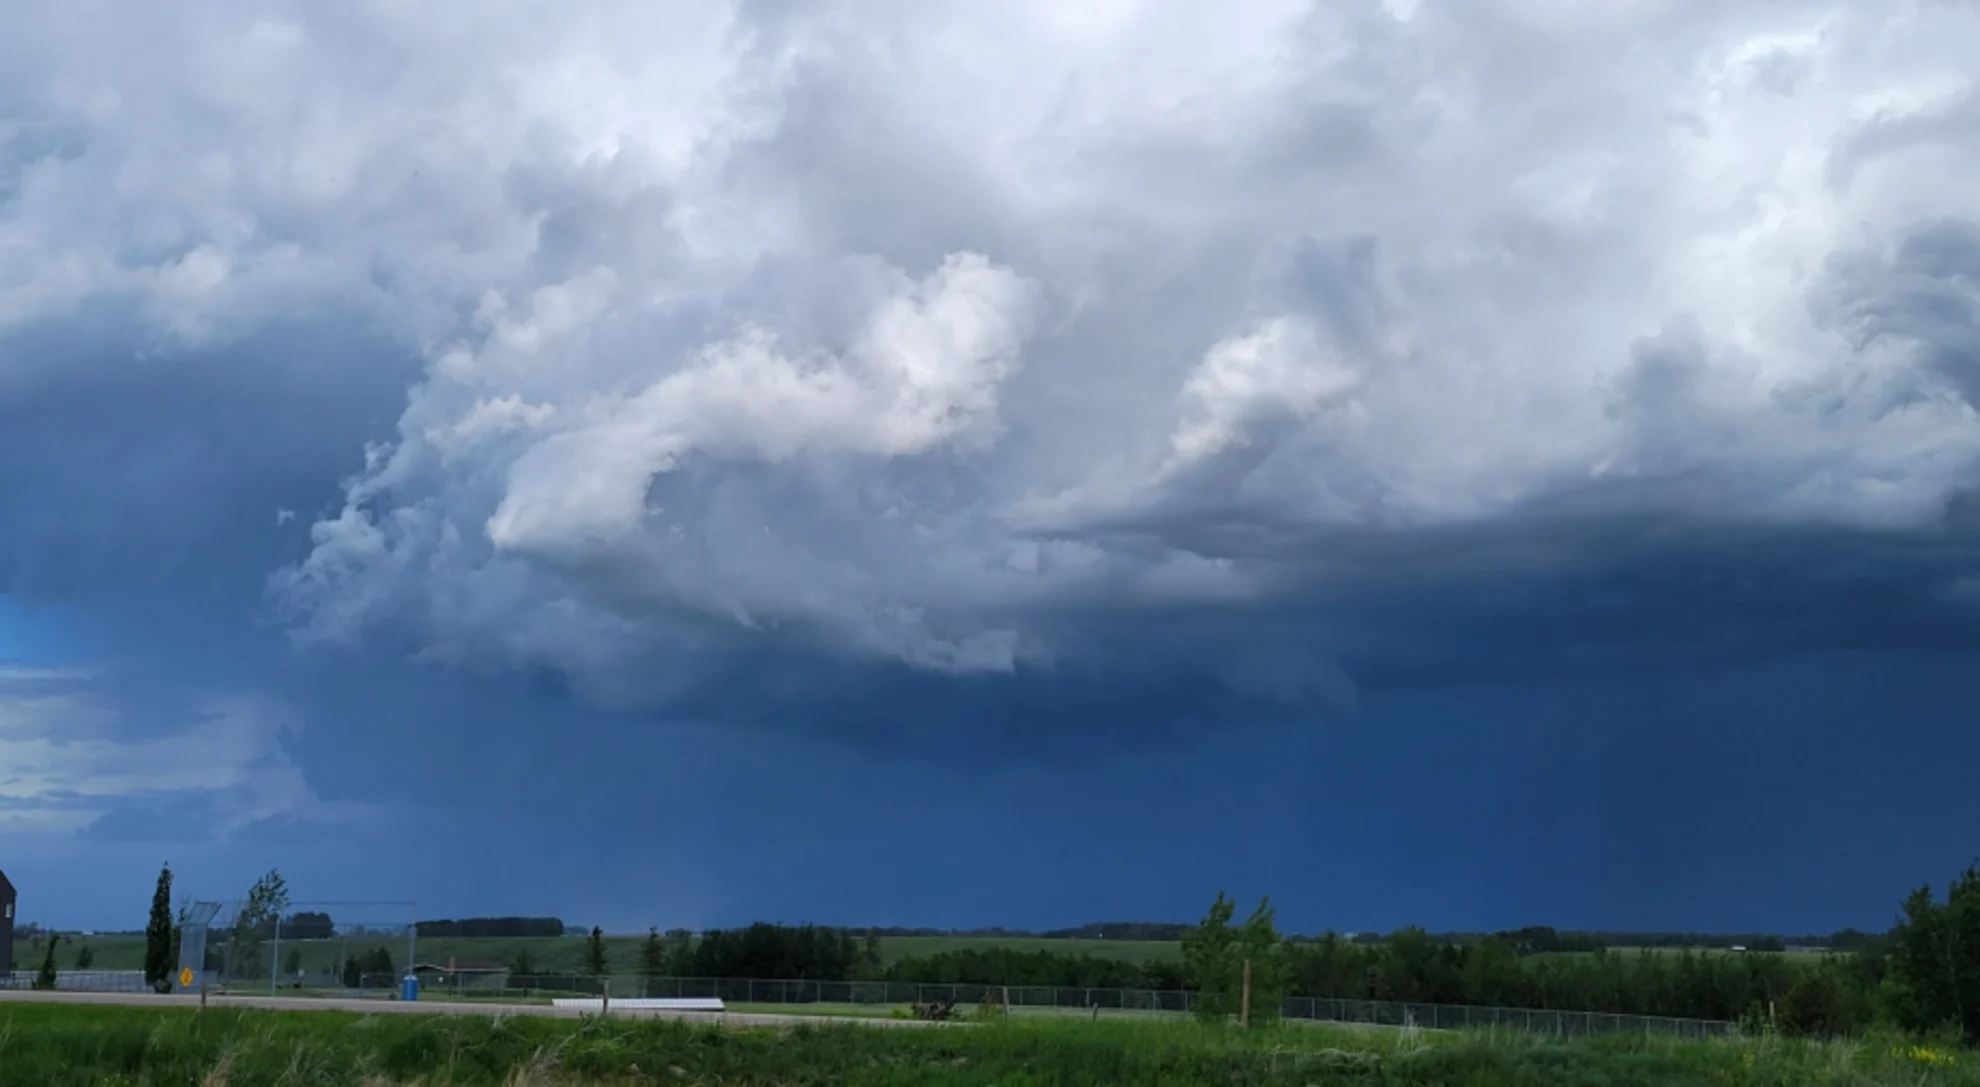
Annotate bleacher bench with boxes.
[550,997,726,1012]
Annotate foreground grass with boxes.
[0,1002,1973,1086]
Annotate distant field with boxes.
[40,933,1184,978]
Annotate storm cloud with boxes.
[5,0,1980,900]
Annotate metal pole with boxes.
[271,922,281,994]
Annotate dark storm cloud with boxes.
[0,314,416,614]
[3,0,1980,793]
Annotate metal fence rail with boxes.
[466,975,1735,1038]
[6,969,1733,1038]
[2,970,153,993]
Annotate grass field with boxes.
[37,933,1184,977]
[1,1000,1972,1086]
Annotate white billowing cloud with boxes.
[1170,317,1364,467]
[485,252,1035,557]
[7,0,1980,705]
[0,670,361,835]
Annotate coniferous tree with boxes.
[639,928,666,979]
[32,936,59,990]
[585,926,610,979]
[144,863,175,992]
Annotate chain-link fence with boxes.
[3,963,1733,1038]
[1,970,151,992]
[401,974,1732,1038]
[178,900,418,995]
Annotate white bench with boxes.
[551,997,726,1012]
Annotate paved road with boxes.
[0,989,947,1029]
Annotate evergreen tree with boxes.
[32,936,59,990]
[143,863,175,992]
[585,926,610,978]
[860,933,884,980]
[639,928,666,979]
[75,944,95,970]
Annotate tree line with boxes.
[1182,864,1980,1041]
[414,917,565,939]
[128,859,1980,1042]
[514,924,884,985]
[527,865,1979,1042]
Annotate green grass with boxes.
[50,933,1184,977]
[0,1001,1974,1086]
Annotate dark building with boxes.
[0,865,14,976]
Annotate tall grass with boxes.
[0,1002,1974,1086]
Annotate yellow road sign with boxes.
[179,967,194,989]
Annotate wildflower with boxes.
[1895,1045,1957,1067]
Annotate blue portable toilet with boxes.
[400,973,420,1002]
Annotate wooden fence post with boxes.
[1240,958,1252,1029]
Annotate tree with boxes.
[1182,891,1240,1023]
[585,926,610,979]
[283,948,303,977]
[639,928,666,980]
[1777,962,1851,1038]
[33,935,59,990]
[342,947,395,988]
[75,945,95,970]
[1237,896,1290,1026]
[230,869,291,982]
[665,929,695,976]
[858,933,884,980]
[1886,863,1980,1042]
[144,863,175,992]
[282,911,335,940]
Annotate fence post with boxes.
[1240,959,1252,1028]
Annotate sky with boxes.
[3,0,1980,938]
